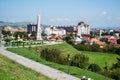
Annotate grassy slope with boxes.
[7,46,114,80]
[0,54,52,80]
[45,42,120,68]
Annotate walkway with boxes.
[0,48,80,80]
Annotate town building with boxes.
[45,26,66,36]
[27,15,42,40]
[27,24,37,35]
[77,22,90,37]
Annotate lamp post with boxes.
[35,47,38,55]
[29,41,31,50]
[0,30,1,47]
[67,54,70,75]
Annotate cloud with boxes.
[50,18,69,22]
[50,19,55,22]
[117,17,120,20]
[102,11,108,15]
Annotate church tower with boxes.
[36,15,42,40]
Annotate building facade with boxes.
[77,22,90,37]
[27,24,37,35]
[45,26,66,36]
[27,15,42,40]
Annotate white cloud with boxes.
[50,19,55,22]
[50,18,69,22]
[102,11,108,15]
[117,17,120,20]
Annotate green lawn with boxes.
[7,44,115,80]
[0,54,52,80]
[43,42,120,68]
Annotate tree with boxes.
[115,47,120,55]
[2,30,12,37]
[90,44,100,52]
[13,32,28,40]
[71,53,89,69]
[111,58,120,69]
[4,38,12,46]
[117,39,120,44]
[40,47,65,64]
[111,68,120,80]
[88,63,101,72]
[100,38,108,44]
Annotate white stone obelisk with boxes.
[36,15,42,40]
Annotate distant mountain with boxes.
[91,26,120,30]
[0,21,49,29]
[0,21,32,29]
[0,21,5,23]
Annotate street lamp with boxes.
[67,54,70,75]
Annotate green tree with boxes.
[2,30,12,37]
[88,63,101,72]
[90,44,100,52]
[4,38,12,46]
[14,32,28,40]
[117,39,120,44]
[71,53,89,69]
[111,58,120,69]
[111,68,120,80]
[100,38,108,44]
[40,47,65,64]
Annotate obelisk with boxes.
[36,15,42,40]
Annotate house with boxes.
[45,26,66,36]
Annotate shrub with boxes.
[111,58,120,69]
[74,44,86,51]
[117,39,120,44]
[88,63,101,72]
[115,47,120,55]
[71,53,89,69]
[110,58,120,80]
[90,44,100,52]
[103,45,116,53]
[40,47,65,64]
[67,39,73,45]
[111,68,120,80]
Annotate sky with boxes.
[0,0,120,27]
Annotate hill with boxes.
[7,42,117,80]
[0,54,52,80]
[45,42,120,68]
[0,21,31,28]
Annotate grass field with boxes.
[43,42,120,68]
[7,43,116,80]
[0,54,52,80]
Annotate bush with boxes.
[71,53,89,69]
[67,39,73,45]
[4,38,13,46]
[40,47,65,64]
[115,47,120,55]
[111,68,120,80]
[74,44,91,51]
[110,58,120,80]
[88,63,101,72]
[90,44,100,52]
[111,58,120,69]
[103,45,116,53]
[117,39,120,44]
[74,44,86,51]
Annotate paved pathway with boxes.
[0,48,80,80]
